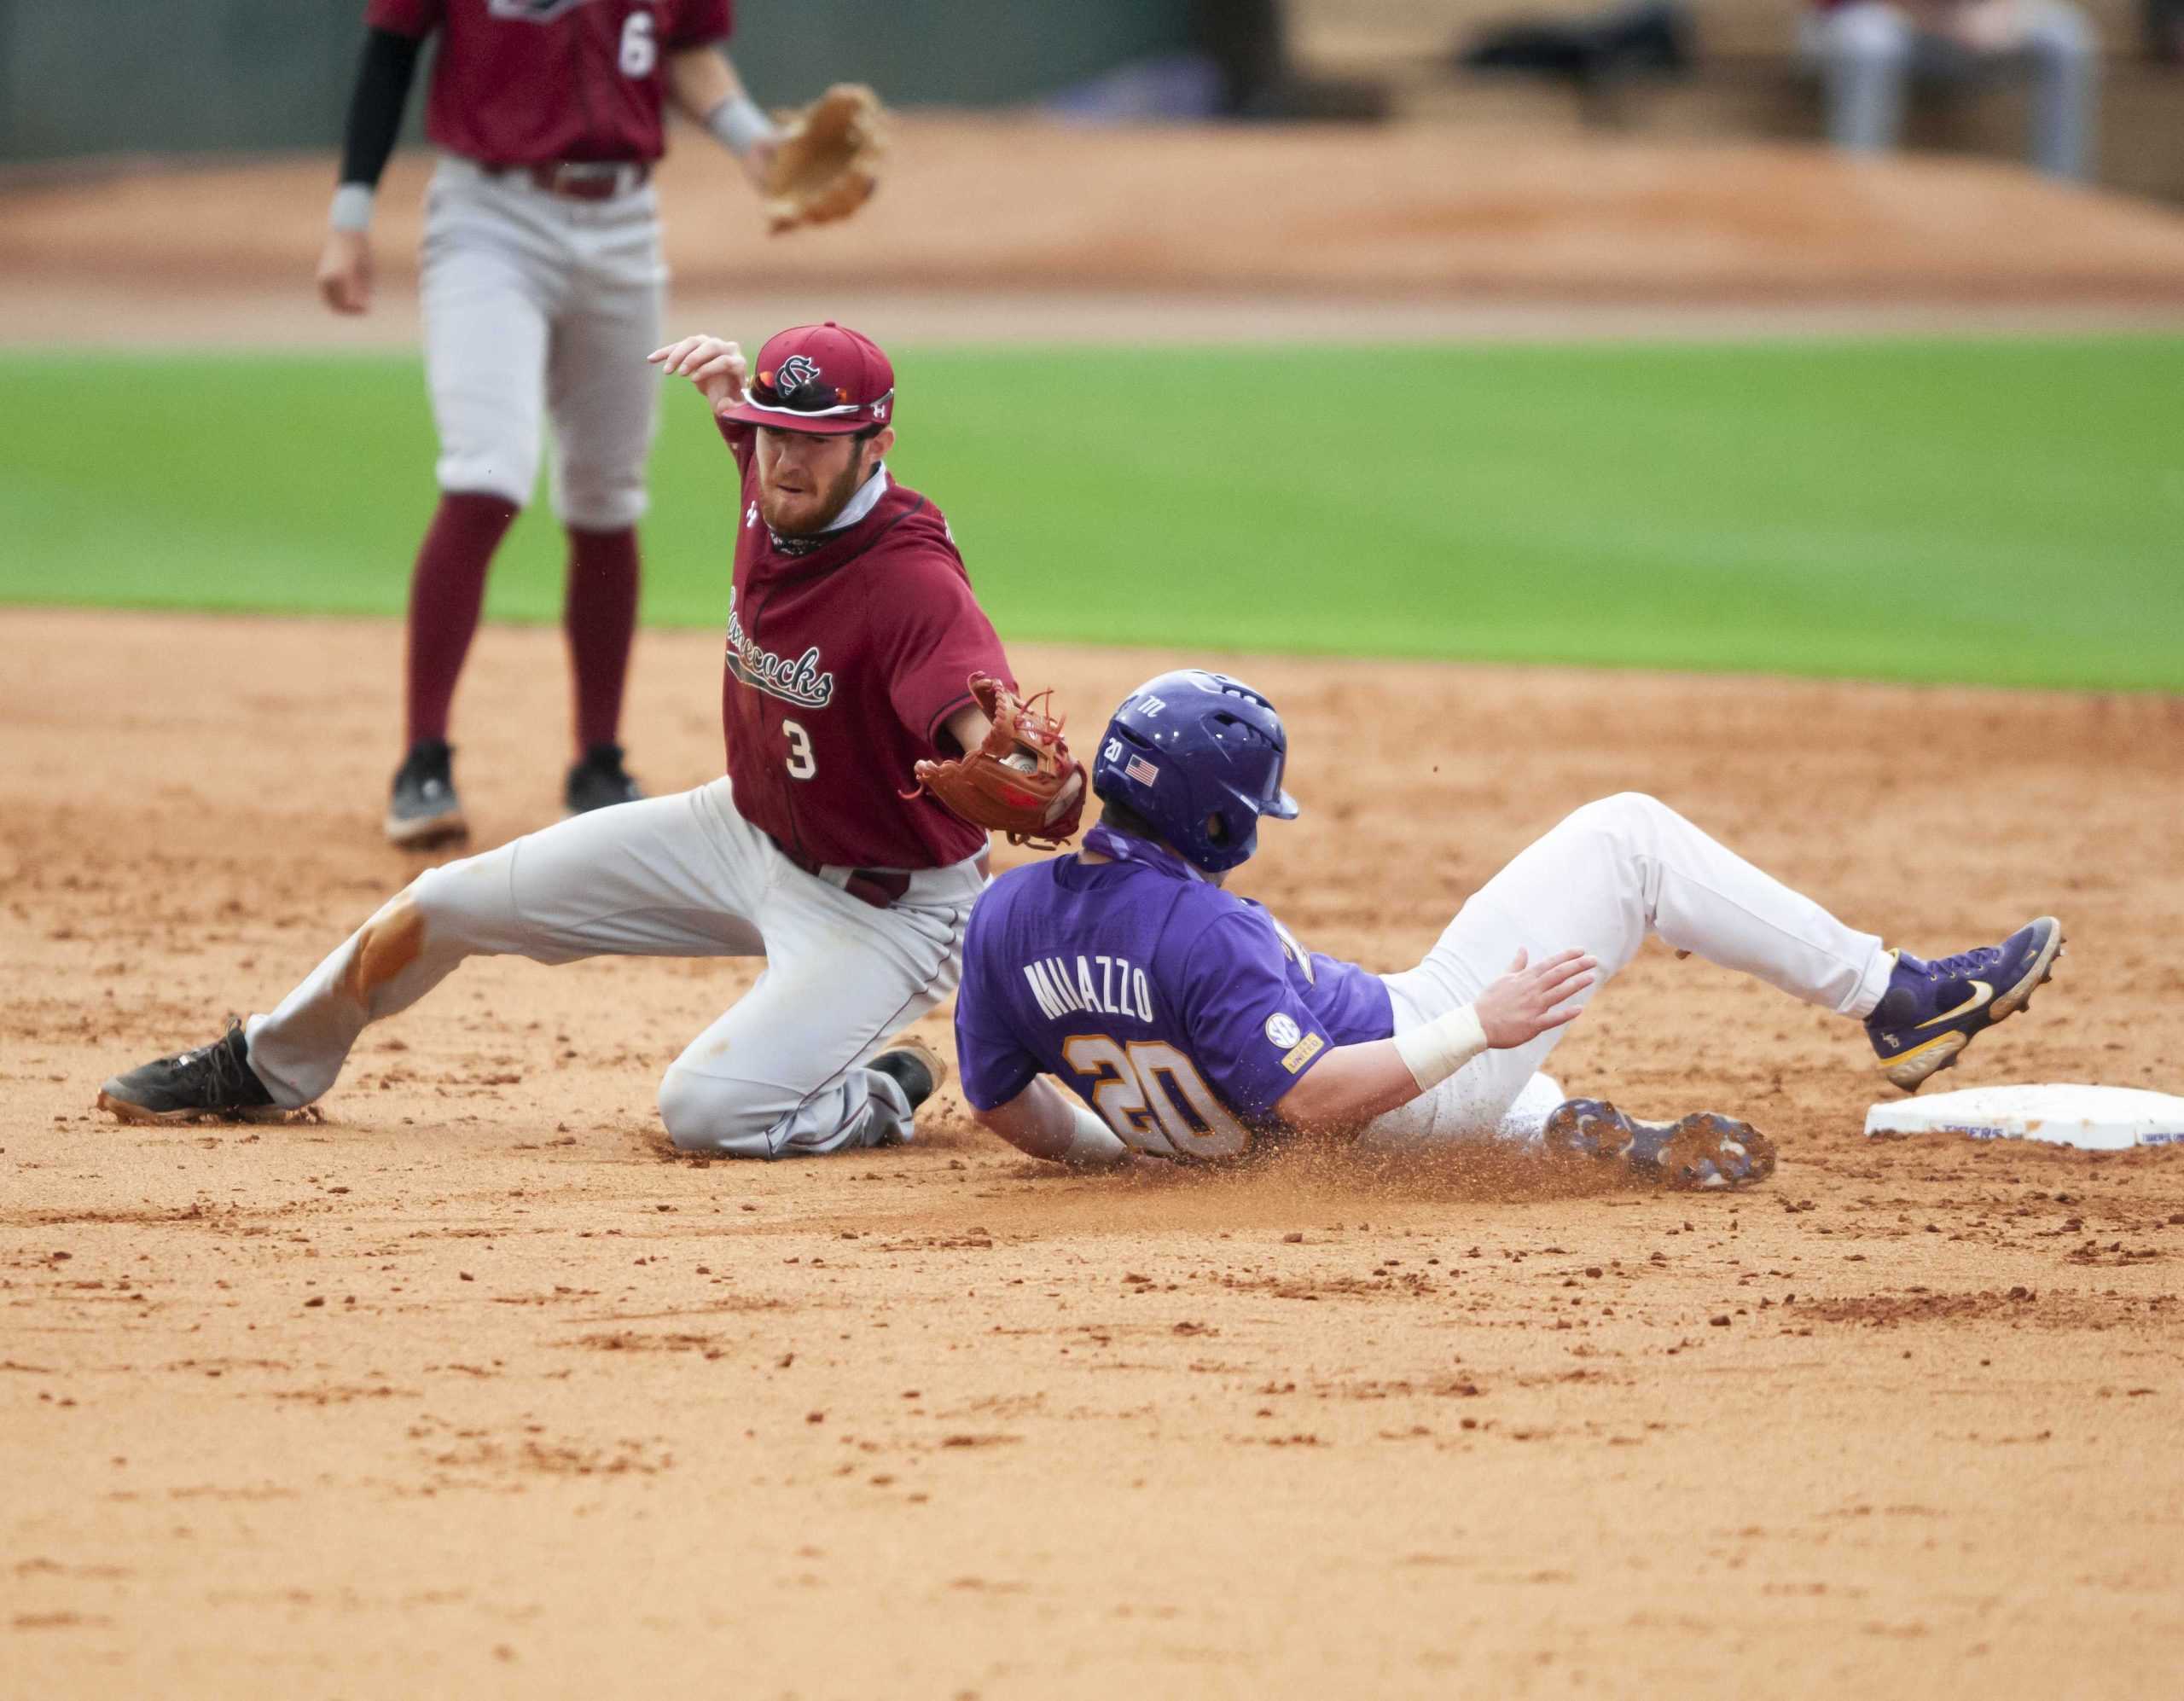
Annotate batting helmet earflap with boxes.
[1089,671,1298,874]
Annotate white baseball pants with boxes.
[243,778,985,1158]
[1365,792,1893,1147]
[421,156,666,529]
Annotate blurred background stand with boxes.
[1048,0,1392,123]
[1455,3,1696,129]
[2148,0,2184,59]
[1291,0,2184,203]
[0,2,2173,198]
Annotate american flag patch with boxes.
[1124,756,1159,787]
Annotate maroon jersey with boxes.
[366,0,733,165]
[716,423,1012,872]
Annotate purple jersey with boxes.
[954,827,1395,1161]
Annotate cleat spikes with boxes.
[1545,1099,1774,1191]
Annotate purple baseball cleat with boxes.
[1865,916,2065,1093]
[1545,1099,1777,1190]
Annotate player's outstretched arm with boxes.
[973,1079,1132,1171]
[668,46,779,189]
[648,334,749,416]
[1275,949,1596,1136]
[914,678,1087,850]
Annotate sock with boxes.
[565,525,641,754]
[404,491,520,747]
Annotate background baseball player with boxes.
[95,323,1082,1158]
[319,1,878,846]
[952,670,2065,1187]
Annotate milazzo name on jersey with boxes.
[724,590,834,710]
[1022,953,1155,1025]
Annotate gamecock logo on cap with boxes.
[775,354,822,392]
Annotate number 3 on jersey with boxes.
[783,719,816,780]
[619,10,657,77]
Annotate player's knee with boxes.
[1568,791,1664,834]
[404,864,456,915]
[553,454,648,532]
[656,1066,784,1158]
[555,485,648,532]
[395,845,526,956]
[405,852,490,924]
[437,464,533,514]
[1560,792,1681,861]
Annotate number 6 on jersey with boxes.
[619,11,657,77]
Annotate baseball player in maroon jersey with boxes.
[98,322,1083,1160]
[317,0,792,846]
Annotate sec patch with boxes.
[1264,1013,1302,1049]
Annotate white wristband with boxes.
[1391,1003,1490,1094]
[329,183,375,233]
[706,94,776,158]
[1060,1102,1130,1170]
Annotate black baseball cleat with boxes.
[1546,1098,1777,1191]
[97,1022,281,1124]
[868,1042,949,1113]
[386,738,468,849]
[565,743,645,816]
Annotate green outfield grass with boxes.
[3,337,2179,689]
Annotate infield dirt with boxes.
[4,608,2181,1697]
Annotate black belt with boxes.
[769,836,914,910]
[767,836,990,911]
[485,160,652,201]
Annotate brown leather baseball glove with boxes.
[764,84,885,236]
[911,675,1086,850]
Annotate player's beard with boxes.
[759,447,872,538]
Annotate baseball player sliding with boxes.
[953,671,2066,1187]
[319,0,883,846]
[97,325,1085,1158]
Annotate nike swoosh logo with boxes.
[1916,980,1995,1029]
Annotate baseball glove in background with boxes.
[764,83,886,235]
[911,676,1087,850]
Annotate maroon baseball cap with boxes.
[720,322,896,436]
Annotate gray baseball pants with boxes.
[243,779,985,1158]
[421,155,665,525]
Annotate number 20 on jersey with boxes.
[1062,1036,1251,1161]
